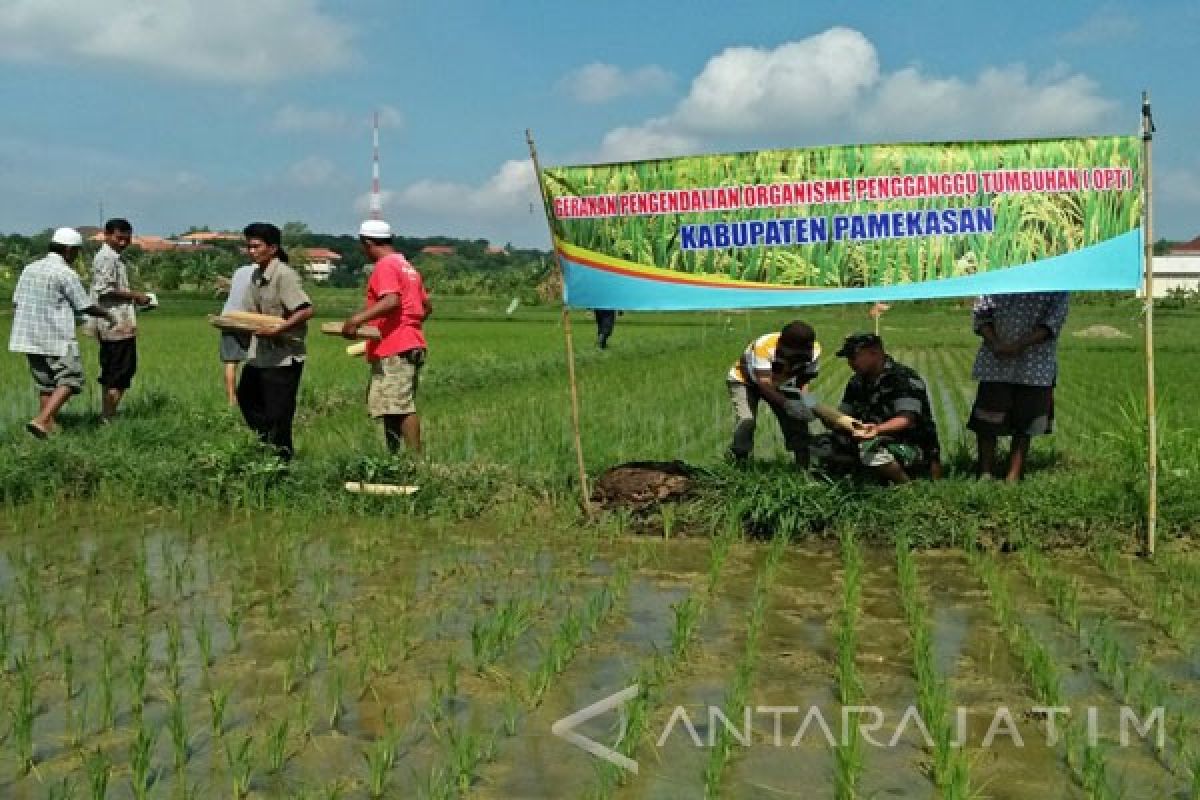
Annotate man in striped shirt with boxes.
[726,320,821,465]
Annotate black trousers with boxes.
[237,362,303,460]
[595,309,617,346]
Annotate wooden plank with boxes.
[346,341,367,357]
[222,310,286,326]
[320,321,381,340]
[343,481,419,496]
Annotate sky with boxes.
[1,1,1197,248]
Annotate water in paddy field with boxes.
[0,504,1195,798]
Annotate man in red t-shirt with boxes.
[342,220,432,452]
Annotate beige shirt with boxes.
[91,243,136,341]
[243,258,311,368]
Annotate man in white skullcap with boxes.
[9,228,118,437]
[341,220,432,453]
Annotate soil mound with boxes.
[591,461,696,510]
[1072,324,1130,339]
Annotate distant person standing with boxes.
[342,220,431,453]
[90,218,152,421]
[594,309,617,349]
[968,292,1069,482]
[9,228,118,438]
[218,263,256,406]
[236,223,314,460]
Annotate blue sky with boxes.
[1,1,1197,247]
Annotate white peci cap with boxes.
[51,227,84,246]
[358,219,392,238]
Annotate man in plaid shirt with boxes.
[9,228,117,438]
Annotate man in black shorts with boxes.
[90,218,152,421]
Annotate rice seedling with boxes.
[265,717,291,774]
[209,684,229,738]
[128,718,159,800]
[225,734,255,799]
[363,715,400,799]
[99,637,117,730]
[834,526,865,799]
[194,610,213,668]
[327,665,345,731]
[84,748,110,800]
[167,689,190,771]
[13,652,36,774]
[225,603,244,652]
[45,777,75,800]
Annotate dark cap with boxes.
[834,332,883,358]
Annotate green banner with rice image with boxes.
[539,136,1143,310]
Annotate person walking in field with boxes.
[593,309,617,349]
[217,263,256,406]
[9,228,119,438]
[968,292,1069,482]
[236,222,314,461]
[341,220,431,453]
[90,218,154,422]
[726,320,823,465]
[821,333,942,484]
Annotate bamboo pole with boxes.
[1141,91,1157,556]
[526,130,593,517]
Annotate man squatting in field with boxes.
[237,223,314,461]
[726,321,868,466]
[9,228,119,438]
[817,333,943,485]
[342,220,432,453]
[968,292,1069,482]
[90,218,154,422]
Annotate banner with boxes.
[539,136,1143,310]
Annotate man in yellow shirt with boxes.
[726,320,821,465]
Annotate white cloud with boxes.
[858,65,1116,140]
[0,0,353,84]
[597,28,1116,160]
[558,62,673,104]
[673,29,879,135]
[271,103,403,134]
[1058,7,1140,46]
[597,120,700,163]
[393,159,539,218]
[285,156,337,188]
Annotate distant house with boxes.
[1167,236,1200,256]
[298,247,342,283]
[1146,253,1200,298]
[130,235,177,253]
[485,244,508,255]
[178,231,241,244]
[420,245,456,256]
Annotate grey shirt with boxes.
[971,292,1069,387]
[90,243,136,341]
[243,258,311,368]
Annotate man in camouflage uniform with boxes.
[819,333,942,484]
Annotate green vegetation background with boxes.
[1,290,1196,546]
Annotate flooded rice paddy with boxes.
[0,505,1197,799]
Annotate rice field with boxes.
[0,292,1198,798]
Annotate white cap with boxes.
[358,219,392,238]
[51,227,83,247]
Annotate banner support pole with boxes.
[526,129,593,518]
[1140,91,1157,557]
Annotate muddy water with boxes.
[920,550,1082,800]
[998,552,1186,798]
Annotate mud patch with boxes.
[591,460,696,511]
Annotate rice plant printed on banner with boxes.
[539,136,1143,310]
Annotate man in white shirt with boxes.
[9,228,117,438]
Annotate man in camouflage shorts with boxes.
[815,333,942,484]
